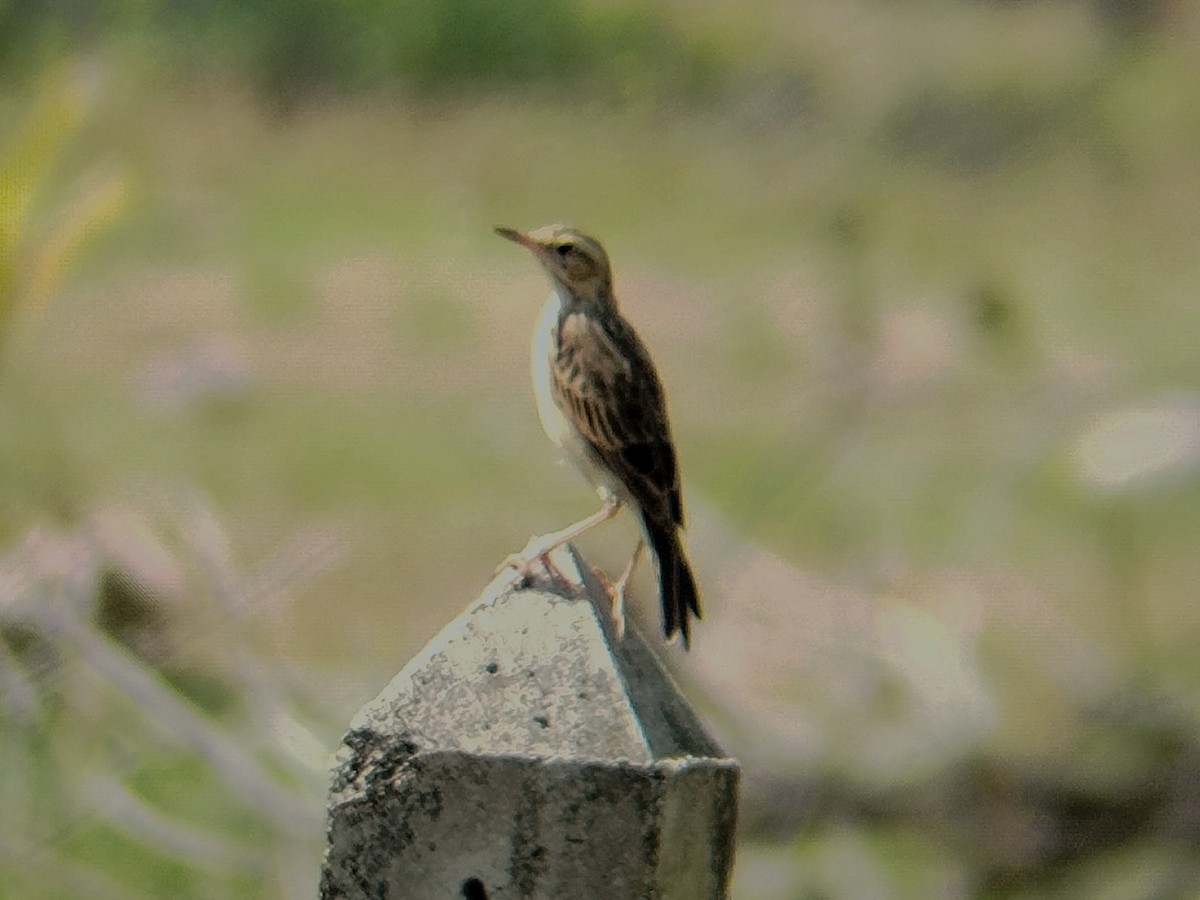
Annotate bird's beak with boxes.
[494,226,536,251]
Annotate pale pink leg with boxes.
[495,496,623,583]
[607,539,644,639]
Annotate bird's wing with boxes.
[553,310,684,526]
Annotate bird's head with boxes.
[495,224,614,307]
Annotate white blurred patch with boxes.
[1073,395,1200,492]
[875,304,961,390]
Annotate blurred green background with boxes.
[3,1,1200,897]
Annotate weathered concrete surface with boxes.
[321,546,739,899]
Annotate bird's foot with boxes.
[493,501,622,584]
[493,535,575,590]
[590,567,628,642]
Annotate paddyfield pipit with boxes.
[495,224,702,648]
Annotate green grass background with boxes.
[3,1,1200,897]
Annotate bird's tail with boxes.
[645,516,702,649]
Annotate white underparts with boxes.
[530,291,625,503]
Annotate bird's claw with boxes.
[493,537,574,590]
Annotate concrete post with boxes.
[320,546,739,899]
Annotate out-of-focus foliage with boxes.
[0,0,723,109]
[2,0,1200,897]
[0,495,339,898]
[0,70,126,351]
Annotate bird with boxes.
[494,224,702,648]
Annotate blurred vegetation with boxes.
[0,497,336,898]
[0,71,126,354]
[0,0,723,110]
[2,0,1200,897]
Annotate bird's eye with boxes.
[555,243,574,257]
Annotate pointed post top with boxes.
[322,546,739,898]
[346,545,726,769]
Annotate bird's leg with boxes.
[604,538,644,640]
[495,496,623,584]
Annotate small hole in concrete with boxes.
[485,662,498,674]
[462,877,489,899]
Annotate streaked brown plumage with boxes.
[495,224,701,647]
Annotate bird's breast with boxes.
[531,292,567,446]
[530,292,624,499]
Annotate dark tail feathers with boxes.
[645,517,702,649]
